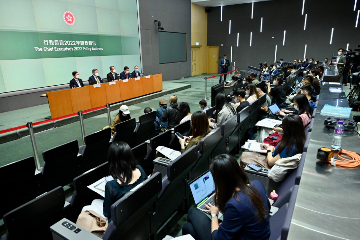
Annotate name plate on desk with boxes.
[123,79,128,82]
[145,75,151,79]
[135,77,140,81]
[93,84,101,88]
[109,81,116,85]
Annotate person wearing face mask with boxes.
[131,65,141,78]
[301,58,309,69]
[266,76,287,108]
[199,99,209,113]
[278,94,312,127]
[156,100,169,130]
[69,71,84,88]
[306,58,314,70]
[120,66,131,80]
[278,58,285,68]
[333,48,347,86]
[233,88,249,112]
[88,69,103,85]
[107,66,119,82]
[271,65,280,76]
[219,54,230,84]
[109,105,131,135]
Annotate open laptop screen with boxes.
[269,104,281,114]
[189,171,215,205]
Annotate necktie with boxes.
[95,76,100,84]
[126,73,128,79]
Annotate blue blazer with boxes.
[220,59,230,72]
[271,68,280,75]
[131,70,141,78]
[120,71,131,80]
[88,75,103,84]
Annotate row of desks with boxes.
[47,74,163,119]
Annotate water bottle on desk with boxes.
[331,120,344,149]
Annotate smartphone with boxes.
[175,132,184,139]
[248,164,262,171]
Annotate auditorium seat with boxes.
[311,108,316,118]
[168,120,192,151]
[270,185,299,240]
[1,186,64,240]
[134,111,157,146]
[0,157,38,219]
[303,132,311,152]
[212,114,238,156]
[79,128,111,173]
[306,118,315,132]
[189,127,222,181]
[144,130,172,172]
[113,118,137,147]
[102,172,162,240]
[41,140,80,192]
[66,162,108,222]
[132,142,152,175]
[156,146,198,230]
[205,106,215,118]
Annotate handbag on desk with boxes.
[76,210,108,238]
[240,151,270,169]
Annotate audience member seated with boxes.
[209,93,236,129]
[179,102,192,124]
[88,69,103,85]
[299,85,315,111]
[246,84,260,105]
[69,71,84,88]
[266,114,306,167]
[109,105,131,135]
[232,71,244,81]
[177,111,209,153]
[199,99,209,113]
[81,141,147,222]
[258,88,272,119]
[301,58,309,69]
[162,95,180,128]
[271,65,280,76]
[279,94,312,127]
[120,66,131,80]
[156,100,169,130]
[131,65,140,78]
[309,68,321,94]
[233,88,249,112]
[182,154,270,240]
[144,107,160,132]
[262,62,269,73]
[107,66,119,82]
[266,76,287,108]
[250,73,259,85]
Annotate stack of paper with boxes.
[156,146,181,160]
[256,118,282,129]
[242,140,267,153]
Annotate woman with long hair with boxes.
[182,154,270,240]
[178,111,209,153]
[209,93,236,129]
[179,102,192,124]
[246,84,260,105]
[267,114,306,167]
[109,105,131,135]
[279,94,312,127]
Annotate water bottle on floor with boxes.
[331,120,344,149]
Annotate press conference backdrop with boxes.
[158,32,187,64]
[0,0,141,93]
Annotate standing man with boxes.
[69,71,84,88]
[120,66,131,80]
[219,54,230,84]
[88,69,103,85]
[131,65,141,78]
[333,48,347,86]
[107,66,119,82]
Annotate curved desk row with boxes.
[46,74,162,119]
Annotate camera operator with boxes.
[333,48,347,86]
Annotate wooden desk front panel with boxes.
[89,84,107,108]
[119,79,133,101]
[132,78,144,97]
[143,76,154,94]
[70,87,92,113]
[105,82,121,104]
[47,90,73,119]
[153,74,163,92]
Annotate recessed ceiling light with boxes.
[272,37,274,38]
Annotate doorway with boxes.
[191,47,200,76]
[207,46,219,74]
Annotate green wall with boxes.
[0,0,141,93]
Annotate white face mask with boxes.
[199,106,203,110]
[95,72,99,76]
[338,51,342,56]
[245,93,249,98]
[112,69,116,73]
[126,71,129,74]
[294,105,299,111]
[273,80,277,85]
[75,75,80,79]
[135,69,139,72]
[309,61,312,63]
[234,97,239,103]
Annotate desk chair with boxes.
[269,185,299,240]
[144,130,172,172]
[113,118,136,147]
[132,142,152,175]
[41,140,80,192]
[2,186,64,240]
[212,114,238,156]
[157,146,198,230]
[134,111,157,146]
[205,107,216,118]
[80,128,111,173]
[168,120,191,151]
[0,157,38,219]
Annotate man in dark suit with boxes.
[107,66,119,82]
[88,69,103,85]
[70,71,84,88]
[120,66,131,80]
[219,54,230,84]
[278,58,285,68]
[131,65,141,78]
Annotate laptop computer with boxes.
[189,171,223,218]
[269,104,281,114]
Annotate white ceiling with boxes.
[191,0,272,7]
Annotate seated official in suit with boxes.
[88,69,103,85]
[120,66,131,80]
[107,66,119,82]
[69,71,84,88]
[131,65,141,78]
